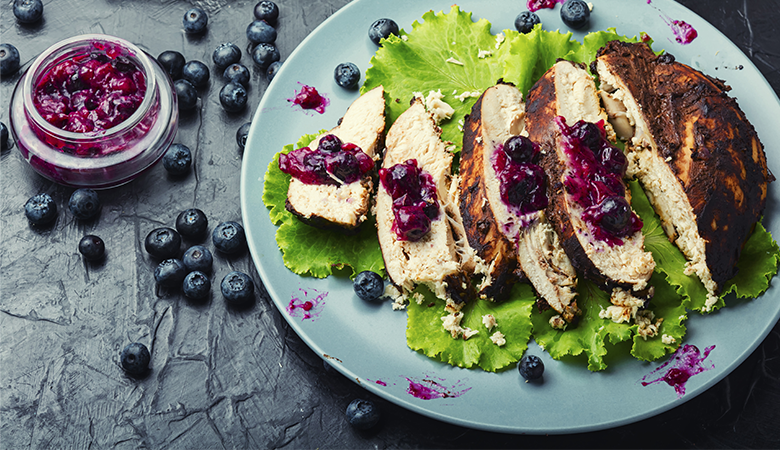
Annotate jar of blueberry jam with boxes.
[9,34,178,188]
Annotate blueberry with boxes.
[213,43,241,69]
[503,135,537,163]
[182,271,211,300]
[334,62,360,89]
[253,1,279,24]
[24,193,57,225]
[181,60,210,88]
[518,354,544,381]
[219,82,248,113]
[174,79,198,111]
[353,271,384,302]
[183,7,208,34]
[345,399,380,430]
[162,143,192,176]
[182,245,213,273]
[368,18,399,46]
[78,235,106,261]
[246,20,277,45]
[317,134,342,153]
[236,122,252,150]
[68,188,101,220]
[0,43,21,77]
[1,121,10,151]
[251,43,280,70]
[154,258,187,287]
[157,50,185,80]
[176,208,208,238]
[597,196,632,234]
[212,221,246,254]
[220,271,254,304]
[560,0,590,30]
[13,0,43,24]
[144,227,181,259]
[223,63,250,87]
[120,342,150,377]
[265,61,281,81]
[514,11,540,34]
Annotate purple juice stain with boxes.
[405,375,472,400]
[287,83,329,114]
[368,379,388,387]
[526,0,565,12]
[666,18,698,44]
[286,287,328,321]
[641,344,715,398]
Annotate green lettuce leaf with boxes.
[721,221,780,299]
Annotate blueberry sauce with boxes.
[641,344,715,398]
[33,49,146,135]
[526,0,565,12]
[405,375,471,400]
[641,32,652,43]
[556,116,642,245]
[288,84,329,114]
[278,134,374,185]
[493,135,548,215]
[379,159,440,242]
[667,19,698,45]
[368,379,388,387]
[286,287,328,321]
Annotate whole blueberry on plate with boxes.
[236,122,252,150]
[176,208,208,238]
[174,79,198,111]
[246,20,277,44]
[120,342,150,377]
[334,62,360,89]
[368,18,399,46]
[181,60,210,88]
[219,82,248,113]
[518,354,544,381]
[24,193,57,225]
[182,245,213,273]
[251,43,280,69]
[79,235,106,261]
[212,221,246,254]
[0,43,21,76]
[221,271,254,304]
[144,227,181,259]
[213,42,241,69]
[68,188,101,220]
[514,11,540,34]
[183,271,211,300]
[223,63,250,87]
[154,258,187,287]
[13,0,43,24]
[353,271,384,302]
[265,61,281,81]
[253,1,279,24]
[345,399,380,430]
[183,7,208,34]
[157,50,185,80]
[162,143,192,175]
[560,0,590,30]
[1,121,9,150]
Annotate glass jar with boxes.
[9,34,178,189]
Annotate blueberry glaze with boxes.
[278,134,374,186]
[379,159,440,242]
[492,135,548,215]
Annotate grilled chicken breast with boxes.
[593,41,773,310]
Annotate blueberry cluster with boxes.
[157,50,209,112]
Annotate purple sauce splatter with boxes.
[286,287,328,321]
[666,18,698,44]
[405,375,472,400]
[526,0,565,12]
[287,83,329,114]
[641,344,715,398]
[368,379,388,387]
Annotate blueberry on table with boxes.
[345,399,380,430]
[0,43,21,76]
[144,227,181,259]
[120,342,151,377]
[68,188,101,220]
[154,258,187,287]
[265,61,281,81]
[251,43,280,70]
[24,193,57,226]
[560,0,590,30]
[334,62,360,89]
[221,271,255,304]
[174,79,198,111]
[13,0,43,24]
[176,208,208,239]
[353,271,384,302]
[213,43,241,69]
[246,20,277,44]
[212,221,246,254]
[223,63,250,87]
[183,271,211,300]
[219,82,248,113]
[253,1,279,24]
[182,245,213,273]
[181,60,210,88]
[368,18,399,46]
[183,7,208,34]
[78,235,106,261]
[1,121,10,150]
[514,11,541,34]
[518,354,544,381]
[157,50,185,80]
[236,122,252,150]
[162,143,192,175]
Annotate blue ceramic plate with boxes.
[241,0,780,434]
